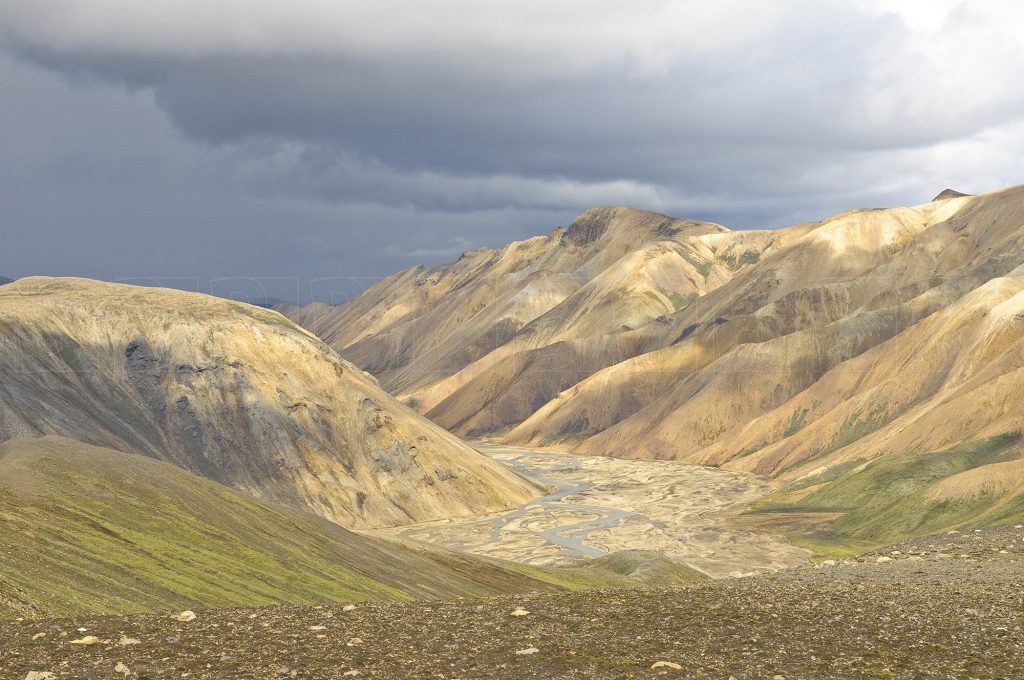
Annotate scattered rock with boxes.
[651,660,683,670]
[173,610,197,622]
[31,632,46,640]
[510,608,530,617]
[118,636,141,646]
[516,647,540,656]
[876,556,892,563]
[309,625,327,631]
[24,673,55,680]
[347,637,363,647]
[343,672,360,677]
[115,661,131,676]
[342,604,357,612]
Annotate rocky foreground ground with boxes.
[2,527,1023,679]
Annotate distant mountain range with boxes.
[282,183,1024,548]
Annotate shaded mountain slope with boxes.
[0,437,576,619]
[0,278,541,529]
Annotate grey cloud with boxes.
[1,2,1023,301]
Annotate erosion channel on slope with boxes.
[373,444,811,578]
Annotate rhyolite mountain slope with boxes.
[0,436,616,619]
[285,184,1024,545]
[278,207,798,432]
[0,277,541,529]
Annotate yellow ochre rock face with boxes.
[0,277,542,528]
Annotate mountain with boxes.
[0,276,12,285]
[0,277,541,529]
[279,208,792,431]
[0,436,579,618]
[284,185,1024,548]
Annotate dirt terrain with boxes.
[376,444,810,577]
[3,526,1022,679]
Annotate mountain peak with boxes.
[933,188,971,201]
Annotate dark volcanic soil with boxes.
[2,527,1023,679]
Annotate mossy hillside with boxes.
[0,437,578,619]
[750,434,1024,554]
[804,433,1022,542]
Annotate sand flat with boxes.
[373,443,811,577]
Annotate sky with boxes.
[2,1,1023,304]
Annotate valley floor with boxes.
[375,444,810,578]
[3,527,1022,679]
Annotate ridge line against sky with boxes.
[1,1,1023,303]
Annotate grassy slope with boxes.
[0,437,605,619]
[744,434,1024,557]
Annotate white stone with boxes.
[69,635,101,645]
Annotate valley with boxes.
[284,186,1024,547]
[6,5,1024,676]
[375,444,811,578]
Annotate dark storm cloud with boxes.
[2,1,1023,301]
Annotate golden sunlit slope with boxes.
[281,207,788,433]
[0,278,541,529]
